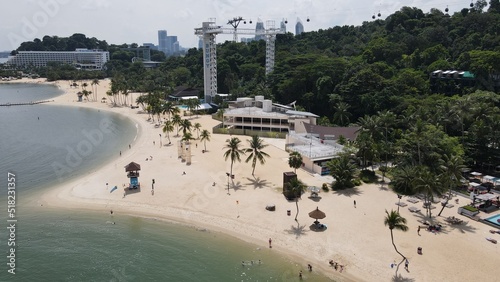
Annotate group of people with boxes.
[329,260,344,272]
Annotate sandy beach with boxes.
[13,78,499,281]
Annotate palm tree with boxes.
[179,119,192,135]
[413,168,443,218]
[437,154,464,216]
[91,79,99,102]
[162,101,180,121]
[285,178,306,221]
[326,155,357,189]
[333,101,352,126]
[288,151,303,173]
[172,114,182,136]
[244,135,270,176]
[182,132,194,143]
[223,137,245,194]
[193,122,202,139]
[162,120,174,145]
[384,210,408,260]
[200,129,211,151]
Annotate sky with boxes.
[0,0,479,51]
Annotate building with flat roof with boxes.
[6,49,109,70]
[286,123,360,175]
[222,96,317,133]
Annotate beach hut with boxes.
[125,162,141,189]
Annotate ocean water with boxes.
[0,84,331,281]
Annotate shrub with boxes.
[322,183,329,192]
[359,169,377,183]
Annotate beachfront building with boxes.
[286,123,360,175]
[6,49,109,70]
[221,96,318,135]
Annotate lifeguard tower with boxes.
[125,162,141,190]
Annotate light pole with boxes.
[159,134,162,147]
[397,194,402,213]
[226,172,231,195]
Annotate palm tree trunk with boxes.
[204,141,207,151]
[391,230,406,259]
[295,198,299,221]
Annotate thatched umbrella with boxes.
[309,207,326,222]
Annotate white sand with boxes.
[14,78,500,281]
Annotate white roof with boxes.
[476,194,498,201]
[196,103,212,110]
[471,172,482,176]
[180,96,198,100]
[470,182,480,187]
[484,175,495,181]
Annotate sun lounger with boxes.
[445,203,454,208]
[396,202,408,207]
[408,206,421,213]
[407,198,419,203]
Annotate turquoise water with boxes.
[0,84,331,281]
[177,105,188,110]
[485,214,500,226]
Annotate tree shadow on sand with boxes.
[285,221,307,239]
[231,180,244,192]
[332,187,363,197]
[378,181,390,191]
[245,177,270,189]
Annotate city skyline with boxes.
[0,0,480,51]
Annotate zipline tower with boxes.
[195,18,285,103]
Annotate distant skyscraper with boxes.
[198,38,203,49]
[280,20,287,33]
[295,18,304,35]
[255,20,265,41]
[158,30,168,54]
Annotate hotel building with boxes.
[7,49,110,70]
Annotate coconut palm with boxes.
[182,132,194,143]
[162,120,174,145]
[179,119,192,135]
[193,122,202,139]
[171,114,182,136]
[384,209,408,260]
[244,135,270,176]
[413,168,444,218]
[223,137,245,194]
[162,101,180,121]
[200,129,211,151]
[437,154,464,216]
[91,79,99,102]
[288,151,303,173]
[285,178,306,221]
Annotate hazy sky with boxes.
[0,0,476,51]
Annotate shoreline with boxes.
[18,78,500,282]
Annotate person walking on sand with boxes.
[404,259,409,271]
[268,238,272,248]
[354,200,356,208]
[418,226,421,235]
[299,270,303,279]
[308,264,312,271]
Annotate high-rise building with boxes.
[158,30,168,54]
[255,20,265,41]
[280,20,287,33]
[295,18,304,35]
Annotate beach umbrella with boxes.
[308,207,326,220]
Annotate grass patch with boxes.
[462,205,479,212]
